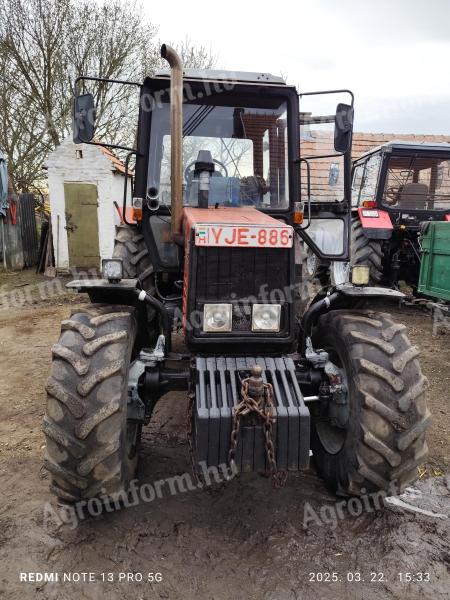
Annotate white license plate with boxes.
[362,209,379,217]
[194,224,293,248]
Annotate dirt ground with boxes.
[0,272,449,599]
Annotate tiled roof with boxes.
[351,132,450,160]
[99,146,134,176]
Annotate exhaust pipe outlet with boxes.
[146,186,160,211]
[147,197,160,212]
[160,44,183,240]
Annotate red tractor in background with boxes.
[341,141,450,290]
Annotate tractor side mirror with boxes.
[73,93,95,144]
[334,103,354,154]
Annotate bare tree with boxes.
[0,0,215,191]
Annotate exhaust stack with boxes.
[160,44,184,239]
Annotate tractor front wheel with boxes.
[43,305,141,502]
[311,309,430,496]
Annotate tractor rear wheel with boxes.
[113,223,157,330]
[350,216,383,284]
[311,309,430,496]
[43,305,141,502]
[112,224,154,291]
[330,217,384,286]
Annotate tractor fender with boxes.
[66,278,141,305]
[306,284,404,320]
[335,283,404,299]
[67,276,138,292]
[299,285,405,351]
[356,207,393,239]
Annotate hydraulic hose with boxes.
[136,289,172,353]
[300,291,340,352]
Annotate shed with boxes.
[45,138,132,271]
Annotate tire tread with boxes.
[312,309,430,496]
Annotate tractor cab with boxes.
[349,141,450,287]
[352,141,450,219]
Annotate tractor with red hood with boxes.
[43,45,430,503]
[342,141,450,289]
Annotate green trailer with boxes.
[418,221,450,302]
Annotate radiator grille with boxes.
[195,246,290,302]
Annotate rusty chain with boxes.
[228,370,288,489]
[186,389,202,487]
[187,367,287,489]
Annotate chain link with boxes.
[228,375,288,489]
[186,389,202,487]
[187,369,288,489]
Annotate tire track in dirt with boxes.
[0,300,448,599]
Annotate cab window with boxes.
[148,100,289,209]
[351,163,364,206]
[359,154,381,203]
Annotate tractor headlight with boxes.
[203,304,232,332]
[102,259,123,282]
[252,304,281,332]
[351,265,370,286]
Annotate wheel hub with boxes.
[316,359,349,455]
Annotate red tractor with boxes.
[43,46,430,502]
[343,141,450,289]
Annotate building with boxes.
[45,138,132,271]
[352,132,450,161]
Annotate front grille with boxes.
[195,246,290,302]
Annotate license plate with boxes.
[194,224,293,248]
[362,209,379,217]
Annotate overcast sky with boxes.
[145,0,450,134]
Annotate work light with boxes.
[102,259,123,282]
[203,304,232,332]
[351,265,370,286]
[252,304,281,332]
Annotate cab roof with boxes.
[356,140,450,163]
[155,68,286,86]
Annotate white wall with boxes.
[46,138,131,270]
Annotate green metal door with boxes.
[64,183,100,268]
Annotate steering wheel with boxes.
[385,186,401,204]
[184,158,229,184]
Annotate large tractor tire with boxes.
[311,309,430,496]
[350,216,383,284]
[113,223,157,331]
[112,224,154,291]
[43,305,141,502]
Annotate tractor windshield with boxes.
[147,99,289,209]
[382,153,450,211]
